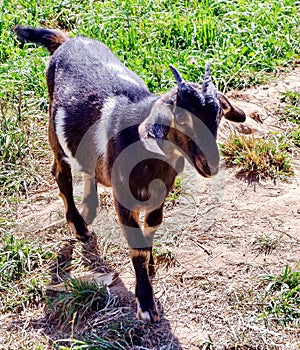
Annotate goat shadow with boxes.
[34,232,183,349]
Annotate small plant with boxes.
[291,128,300,147]
[262,265,300,326]
[153,248,176,269]
[280,90,300,124]
[57,337,124,350]
[252,232,282,255]
[0,235,54,312]
[167,176,182,203]
[220,132,294,181]
[0,234,52,287]
[48,278,109,328]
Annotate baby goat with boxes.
[14,26,245,322]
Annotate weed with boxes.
[153,247,176,269]
[252,232,282,255]
[0,235,54,312]
[291,128,300,147]
[220,132,294,181]
[281,90,300,107]
[262,265,300,326]
[48,278,110,328]
[0,234,52,286]
[166,176,182,203]
[57,337,125,350]
[280,90,300,124]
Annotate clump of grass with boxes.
[57,337,121,350]
[48,278,110,328]
[0,234,52,286]
[220,133,294,181]
[153,247,176,269]
[166,176,182,203]
[280,90,300,124]
[252,232,282,255]
[0,234,54,311]
[262,265,300,326]
[291,128,300,147]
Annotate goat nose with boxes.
[209,164,219,176]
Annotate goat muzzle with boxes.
[195,155,219,178]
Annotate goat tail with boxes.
[14,26,68,54]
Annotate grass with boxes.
[262,265,300,326]
[252,232,282,255]
[57,338,123,350]
[291,128,300,147]
[153,247,177,269]
[166,176,182,203]
[280,90,300,124]
[0,234,54,312]
[220,132,294,181]
[278,90,300,150]
[47,278,110,329]
[0,234,52,286]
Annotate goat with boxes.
[14,26,246,322]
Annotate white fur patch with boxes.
[106,62,125,73]
[118,73,140,86]
[137,309,151,321]
[94,97,117,156]
[106,63,140,86]
[55,108,82,170]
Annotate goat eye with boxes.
[175,112,188,125]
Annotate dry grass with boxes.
[1,159,300,349]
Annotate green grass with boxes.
[220,132,294,181]
[262,265,300,326]
[0,234,54,311]
[57,338,123,350]
[166,176,182,203]
[1,0,300,197]
[0,234,52,285]
[252,232,282,255]
[47,278,110,328]
[280,90,300,124]
[291,128,300,147]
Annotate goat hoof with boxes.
[136,301,160,323]
[148,264,156,278]
[76,232,91,243]
[67,217,91,243]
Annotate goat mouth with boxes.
[194,155,218,178]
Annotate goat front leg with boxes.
[144,205,164,277]
[52,158,91,242]
[114,198,159,322]
[81,173,99,225]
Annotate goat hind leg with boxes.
[52,158,91,242]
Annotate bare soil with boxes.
[1,66,300,349]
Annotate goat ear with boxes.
[218,92,246,123]
[138,103,173,156]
